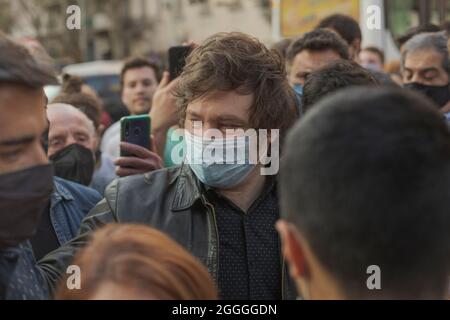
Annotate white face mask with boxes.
[184,131,256,189]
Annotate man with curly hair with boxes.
[39,32,299,300]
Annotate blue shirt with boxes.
[51,177,102,245]
[90,153,117,196]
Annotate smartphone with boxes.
[120,115,151,157]
[169,46,192,80]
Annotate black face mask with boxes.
[404,82,450,108]
[50,144,95,186]
[0,164,54,249]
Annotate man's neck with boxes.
[218,166,267,212]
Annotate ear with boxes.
[276,220,308,280]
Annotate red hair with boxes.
[56,224,218,300]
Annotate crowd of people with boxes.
[0,13,450,300]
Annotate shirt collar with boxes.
[205,174,277,209]
[52,178,75,204]
[171,164,204,211]
[171,165,278,212]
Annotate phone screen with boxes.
[120,115,151,157]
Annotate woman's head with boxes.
[56,224,218,300]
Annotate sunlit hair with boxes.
[56,224,218,300]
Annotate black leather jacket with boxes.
[38,165,297,299]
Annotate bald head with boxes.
[47,103,97,157]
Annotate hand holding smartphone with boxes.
[120,115,151,157]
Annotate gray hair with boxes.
[401,31,450,75]
[47,103,96,137]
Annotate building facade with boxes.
[1,0,272,63]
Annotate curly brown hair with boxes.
[286,29,350,67]
[175,32,299,141]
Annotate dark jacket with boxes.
[39,165,297,299]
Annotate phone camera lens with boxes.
[134,127,142,136]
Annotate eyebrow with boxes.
[186,111,202,118]
[0,136,35,147]
[127,77,155,83]
[73,130,90,137]
[188,110,247,124]
[296,71,310,77]
[404,67,439,73]
[420,67,439,74]
[216,115,248,126]
[48,133,65,141]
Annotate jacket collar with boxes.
[171,164,204,212]
[52,177,75,204]
[170,164,279,212]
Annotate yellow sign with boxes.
[281,0,360,37]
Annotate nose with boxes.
[199,121,217,135]
[66,134,77,146]
[410,73,422,84]
[135,82,146,94]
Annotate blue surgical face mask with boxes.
[293,84,303,115]
[294,83,303,96]
[184,131,256,189]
